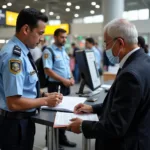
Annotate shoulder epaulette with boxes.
[13,45,21,57]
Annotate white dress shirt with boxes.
[119,47,140,68]
[30,46,42,62]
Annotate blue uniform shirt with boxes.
[0,36,38,112]
[42,44,71,82]
[91,46,101,70]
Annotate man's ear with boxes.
[22,24,30,35]
[118,38,124,47]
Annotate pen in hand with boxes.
[58,85,61,94]
[57,85,63,103]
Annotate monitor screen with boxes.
[76,50,101,93]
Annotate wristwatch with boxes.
[79,122,83,132]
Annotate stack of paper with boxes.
[54,112,99,128]
[41,96,87,112]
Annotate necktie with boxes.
[27,52,40,98]
[27,52,38,73]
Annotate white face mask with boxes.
[106,41,121,64]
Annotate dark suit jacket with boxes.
[82,49,150,150]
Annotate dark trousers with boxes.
[98,68,103,76]
[0,116,35,150]
[45,82,70,146]
[48,82,70,95]
[73,64,80,83]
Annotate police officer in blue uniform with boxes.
[0,8,62,150]
[43,28,76,149]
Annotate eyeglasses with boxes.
[103,39,114,50]
[103,37,124,50]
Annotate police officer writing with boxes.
[0,8,62,150]
[42,28,76,149]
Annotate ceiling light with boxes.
[74,14,79,18]
[95,5,100,8]
[34,0,38,1]
[41,9,45,13]
[2,5,7,9]
[7,2,12,6]
[0,40,5,44]
[90,10,95,14]
[75,6,80,9]
[91,2,96,6]
[67,2,72,6]
[56,16,60,19]
[65,8,70,12]
[49,12,54,15]
[25,6,30,9]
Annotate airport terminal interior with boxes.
[0,0,150,150]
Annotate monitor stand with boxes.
[76,79,101,97]
[76,79,86,95]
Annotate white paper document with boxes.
[54,112,99,128]
[101,84,111,90]
[41,96,87,112]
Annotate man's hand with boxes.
[67,118,83,134]
[62,79,72,87]
[45,93,63,107]
[74,103,93,114]
[70,78,75,85]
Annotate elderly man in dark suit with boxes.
[68,18,150,150]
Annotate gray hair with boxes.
[104,19,138,44]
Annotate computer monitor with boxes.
[76,50,101,96]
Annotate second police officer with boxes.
[42,28,76,150]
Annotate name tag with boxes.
[55,55,60,59]
[30,70,36,75]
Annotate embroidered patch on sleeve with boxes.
[44,53,49,59]
[9,59,22,74]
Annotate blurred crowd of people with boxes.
[31,34,150,84]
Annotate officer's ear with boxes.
[54,35,57,41]
[22,24,30,35]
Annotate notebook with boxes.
[41,96,87,112]
[54,112,99,128]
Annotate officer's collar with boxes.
[52,43,65,51]
[11,36,29,56]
